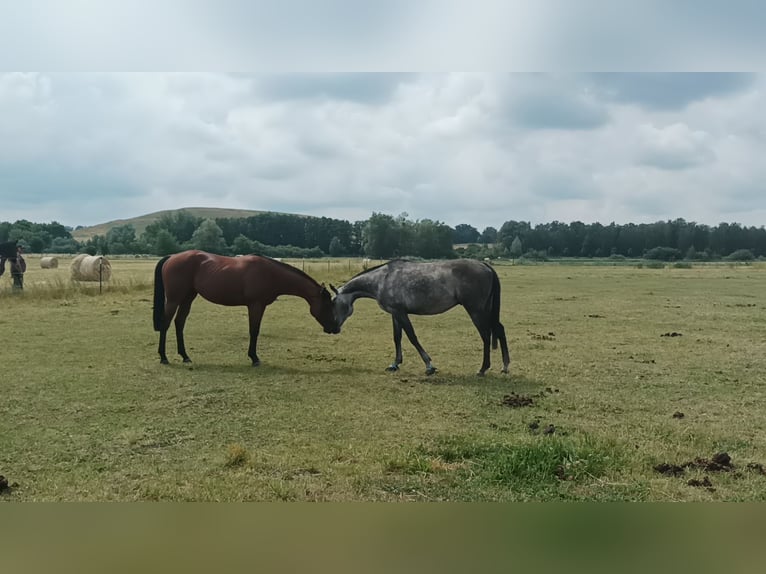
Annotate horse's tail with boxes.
[153,255,171,331]
[487,264,502,350]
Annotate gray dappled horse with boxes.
[332,259,511,376]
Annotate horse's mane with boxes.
[256,255,323,287]
[347,259,395,280]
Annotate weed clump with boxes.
[386,434,624,497]
[224,443,250,468]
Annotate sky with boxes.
[1,71,765,232]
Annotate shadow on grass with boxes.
[397,371,543,391]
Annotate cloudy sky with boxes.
[1,72,765,231]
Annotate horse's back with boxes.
[378,259,493,314]
[164,251,293,306]
[163,251,237,303]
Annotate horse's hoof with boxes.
[386,365,399,372]
[160,358,169,365]
[501,368,509,374]
[476,371,486,377]
[425,367,437,376]
[182,358,192,364]
[251,361,261,367]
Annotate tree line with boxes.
[2,214,765,261]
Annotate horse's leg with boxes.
[174,293,198,363]
[247,303,265,367]
[467,309,493,376]
[495,320,511,374]
[396,314,436,375]
[158,301,179,365]
[386,316,404,372]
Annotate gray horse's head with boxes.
[331,288,355,330]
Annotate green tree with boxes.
[509,236,523,259]
[29,235,45,253]
[413,219,454,258]
[453,223,480,244]
[49,237,79,253]
[154,229,180,256]
[106,224,137,254]
[191,219,227,253]
[363,213,400,258]
[329,236,344,256]
[480,226,498,245]
[232,234,254,255]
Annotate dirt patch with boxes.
[692,452,733,472]
[502,393,534,408]
[502,386,560,409]
[653,463,686,477]
[587,314,605,318]
[672,411,685,419]
[529,331,556,341]
[661,332,683,337]
[687,476,716,492]
[654,452,736,478]
[747,463,766,475]
[0,475,18,494]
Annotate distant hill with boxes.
[71,207,278,241]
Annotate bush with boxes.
[644,246,682,261]
[644,261,665,269]
[673,261,692,269]
[520,249,549,261]
[725,249,755,261]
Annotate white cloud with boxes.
[637,123,716,170]
[1,72,765,231]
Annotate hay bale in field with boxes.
[40,256,59,269]
[71,254,112,281]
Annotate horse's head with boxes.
[331,288,355,331]
[312,284,340,334]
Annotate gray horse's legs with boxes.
[494,321,510,373]
[386,316,404,371]
[396,314,436,375]
[468,310,493,376]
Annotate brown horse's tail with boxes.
[488,264,502,350]
[153,255,171,331]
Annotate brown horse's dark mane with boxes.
[254,254,323,287]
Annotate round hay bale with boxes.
[40,256,59,269]
[71,254,112,282]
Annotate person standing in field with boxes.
[0,243,27,291]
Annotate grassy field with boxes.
[1,256,765,501]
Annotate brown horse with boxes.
[153,250,339,366]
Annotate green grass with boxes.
[2,258,765,500]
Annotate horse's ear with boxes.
[329,284,338,295]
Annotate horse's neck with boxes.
[341,274,379,301]
[278,275,320,303]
